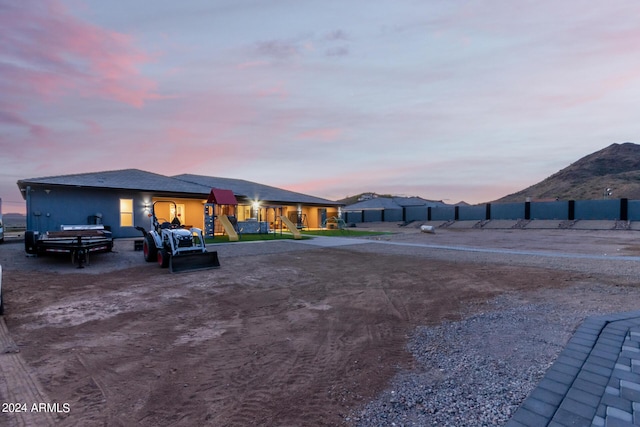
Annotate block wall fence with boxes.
[344,199,640,224]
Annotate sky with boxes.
[2,0,640,213]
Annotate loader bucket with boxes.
[169,251,221,273]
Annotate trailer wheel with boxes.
[158,248,170,268]
[143,235,157,262]
[24,231,39,255]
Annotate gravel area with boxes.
[343,226,640,427]
[349,283,640,427]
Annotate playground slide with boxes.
[280,216,302,240]
[219,215,239,241]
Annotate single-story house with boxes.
[17,169,343,238]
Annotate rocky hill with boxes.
[495,142,640,202]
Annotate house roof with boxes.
[17,169,210,196]
[343,196,448,211]
[173,174,341,206]
[17,169,342,206]
[394,196,445,207]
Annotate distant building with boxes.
[343,196,447,212]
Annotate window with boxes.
[120,199,133,227]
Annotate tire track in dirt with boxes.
[378,283,410,322]
[199,293,376,426]
[74,353,131,426]
[208,322,326,425]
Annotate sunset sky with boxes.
[2,1,640,213]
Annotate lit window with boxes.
[120,199,133,227]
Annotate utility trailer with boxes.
[24,225,113,268]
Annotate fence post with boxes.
[568,200,575,221]
[485,203,491,220]
[621,198,628,221]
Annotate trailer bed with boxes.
[25,226,114,268]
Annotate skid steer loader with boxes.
[136,201,220,273]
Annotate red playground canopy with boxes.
[206,188,238,205]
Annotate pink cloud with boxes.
[0,111,52,139]
[0,0,160,108]
[257,82,289,98]
[236,60,269,70]
[83,119,103,135]
[297,128,342,142]
[279,163,429,195]
[279,172,363,196]
[167,127,199,142]
[0,64,71,103]
[541,66,640,110]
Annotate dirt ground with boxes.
[1,225,640,426]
